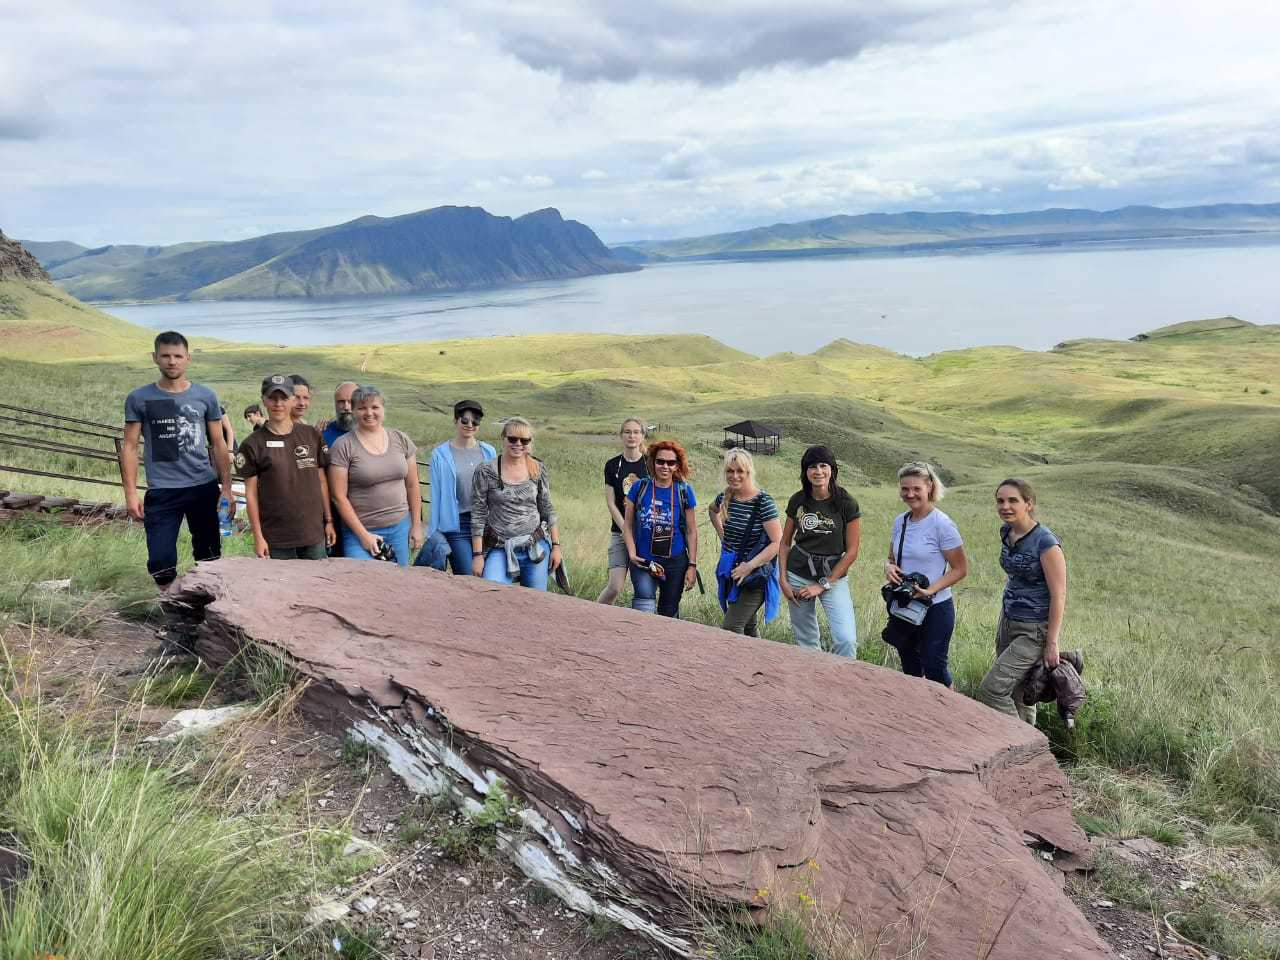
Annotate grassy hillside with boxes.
[0,279,156,360]
[2,291,1279,955]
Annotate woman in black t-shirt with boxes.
[778,446,861,657]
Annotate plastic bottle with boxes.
[218,496,233,537]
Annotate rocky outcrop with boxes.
[173,558,1110,960]
[0,231,51,283]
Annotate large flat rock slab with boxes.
[174,557,1109,960]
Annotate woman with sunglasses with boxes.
[426,400,497,574]
[470,417,561,588]
[623,439,698,617]
[710,448,783,636]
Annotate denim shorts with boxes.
[607,531,629,569]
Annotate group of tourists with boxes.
[124,330,1068,726]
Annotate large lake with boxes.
[109,238,1280,356]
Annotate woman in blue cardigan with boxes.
[427,400,497,574]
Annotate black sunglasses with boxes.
[654,458,678,466]
[505,435,533,445]
[458,416,481,426]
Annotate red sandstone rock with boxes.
[174,557,1109,960]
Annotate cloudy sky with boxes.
[2,0,1277,247]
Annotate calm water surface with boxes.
[109,240,1280,356]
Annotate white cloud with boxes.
[1,0,1277,245]
[656,140,718,181]
[1047,165,1120,191]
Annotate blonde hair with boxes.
[722,447,757,485]
[501,415,540,480]
[897,460,945,502]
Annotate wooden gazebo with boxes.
[722,419,782,455]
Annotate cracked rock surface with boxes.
[174,557,1110,960]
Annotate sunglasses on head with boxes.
[458,416,481,426]
[654,458,678,467]
[505,435,532,446]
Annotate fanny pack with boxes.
[792,543,840,580]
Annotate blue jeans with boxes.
[445,513,473,575]
[143,480,221,587]
[482,544,549,589]
[786,571,857,657]
[341,513,411,567]
[630,554,689,617]
[883,597,955,686]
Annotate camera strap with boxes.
[893,511,909,568]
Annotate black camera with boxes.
[885,571,931,606]
[371,538,398,563]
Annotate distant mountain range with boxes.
[612,203,1280,261]
[24,206,636,302]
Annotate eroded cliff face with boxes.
[0,231,51,283]
[173,557,1111,960]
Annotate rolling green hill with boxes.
[3,271,1280,952]
[27,206,636,302]
[614,202,1280,261]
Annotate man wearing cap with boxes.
[425,400,497,574]
[236,374,335,560]
[123,330,235,595]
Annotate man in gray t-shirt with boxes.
[122,331,235,596]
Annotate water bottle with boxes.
[218,496,233,537]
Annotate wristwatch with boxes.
[818,577,832,591]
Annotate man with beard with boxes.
[123,331,235,652]
[322,381,358,555]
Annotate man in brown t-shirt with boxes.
[237,373,335,560]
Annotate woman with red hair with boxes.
[622,439,699,617]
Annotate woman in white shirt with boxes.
[882,461,969,686]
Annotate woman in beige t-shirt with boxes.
[328,386,423,566]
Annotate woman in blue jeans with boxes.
[426,399,497,574]
[328,385,423,567]
[882,461,968,685]
[470,417,561,589]
[778,446,861,657]
[623,438,698,617]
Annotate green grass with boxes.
[0,694,299,959]
[2,297,1280,951]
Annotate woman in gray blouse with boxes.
[470,416,562,589]
[977,477,1068,723]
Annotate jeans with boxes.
[482,543,549,589]
[786,571,857,657]
[883,597,955,686]
[978,615,1047,723]
[723,584,766,636]
[630,554,689,617]
[143,480,221,587]
[444,513,473,575]
[269,542,327,560]
[341,513,411,567]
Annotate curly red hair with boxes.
[645,439,692,481]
